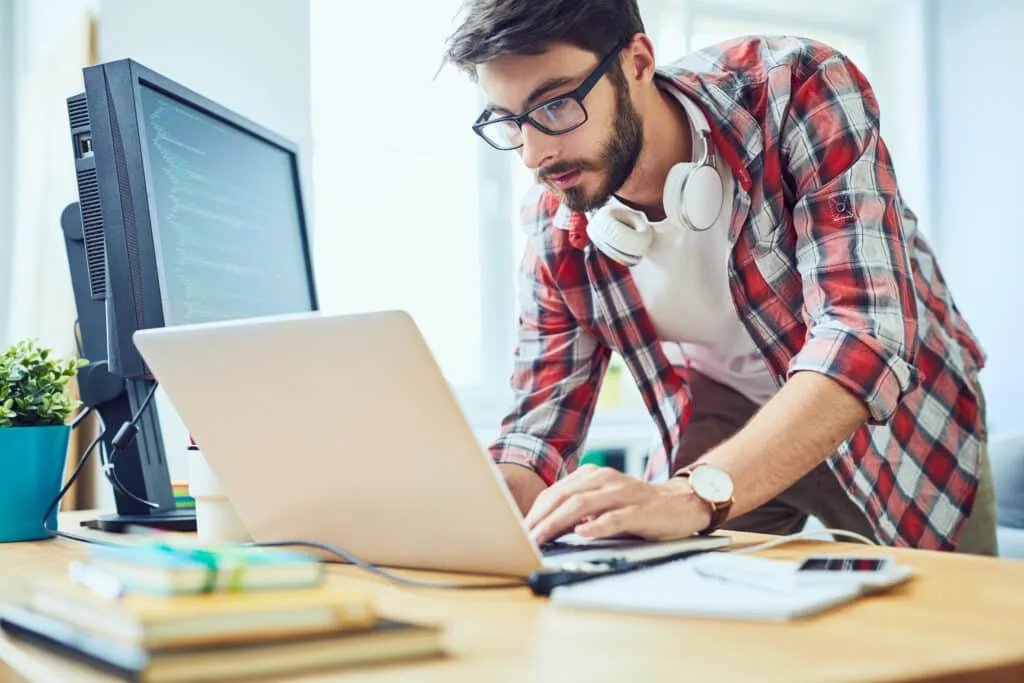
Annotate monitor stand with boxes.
[80,508,196,533]
[63,190,199,536]
[73,377,197,534]
[69,360,197,534]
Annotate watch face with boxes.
[690,466,734,503]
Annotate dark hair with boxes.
[443,0,645,80]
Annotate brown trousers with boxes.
[670,368,999,556]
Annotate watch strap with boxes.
[702,500,731,536]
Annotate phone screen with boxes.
[798,557,886,572]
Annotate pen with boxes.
[689,559,798,593]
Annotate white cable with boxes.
[727,527,878,555]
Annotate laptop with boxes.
[133,311,730,577]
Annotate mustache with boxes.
[536,159,601,182]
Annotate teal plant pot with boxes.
[0,425,70,542]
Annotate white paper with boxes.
[550,558,862,621]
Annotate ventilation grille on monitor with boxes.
[75,168,107,299]
[67,96,90,129]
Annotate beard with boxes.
[537,78,643,213]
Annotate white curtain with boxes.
[6,8,94,358]
[7,6,98,509]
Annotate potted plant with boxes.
[0,338,86,542]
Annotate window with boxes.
[0,2,13,346]
[310,0,489,392]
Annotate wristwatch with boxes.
[674,464,735,535]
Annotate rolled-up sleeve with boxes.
[488,192,610,485]
[782,52,919,423]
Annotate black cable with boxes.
[94,413,159,509]
[249,540,527,590]
[38,407,141,542]
[42,429,103,534]
[54,529,123,545]
[102,442,160,509]
[50,380,524,590]
[51,530,525,589]
[102,381,162,509]
[39,410,150,546]
[108,380,160,459]
[69,404,93,432]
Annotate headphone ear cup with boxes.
[681,165,724,231]
[586,206,653,266]
[663,161,725,232]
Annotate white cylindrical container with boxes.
[187,445,251,543]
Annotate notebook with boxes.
[549,556,863,621]
[30,576,377,649]
[81,542,324,595]
[0,605,443,683]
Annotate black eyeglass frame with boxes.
[472,40,629,151]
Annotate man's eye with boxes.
[543,99,569,116]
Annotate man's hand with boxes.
[497,463,547,516]
[524,465,711,546]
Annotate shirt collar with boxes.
[552,196,628,231]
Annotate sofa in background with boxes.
[990,432,1024,559]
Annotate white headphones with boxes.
[586,95,725,266]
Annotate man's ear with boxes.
[623,33,657,83]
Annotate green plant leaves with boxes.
[0,338,85,428]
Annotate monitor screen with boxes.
[138,84,314,326]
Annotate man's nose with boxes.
[519,123,555,171]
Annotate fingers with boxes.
[523,463,604,530]
[529,485,633,546]
[573,505,642,539]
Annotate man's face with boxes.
[477,43,643,212]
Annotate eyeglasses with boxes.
[472,41,627,151]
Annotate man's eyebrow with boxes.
[487,75,580,116]
[524,76,577,108]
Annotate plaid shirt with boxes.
[488,36,987,550]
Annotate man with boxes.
[444,0,997,554]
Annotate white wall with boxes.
[930,0,1024,435]
[873,0,931,235]
[96,0,313,488]
[99,0,313,203]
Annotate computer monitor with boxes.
[63,58,318,531]
[75,58,317,378]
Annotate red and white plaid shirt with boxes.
[488,36,986,551]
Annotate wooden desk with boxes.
[1,512,1023,683]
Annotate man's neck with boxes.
[615,86,693,222]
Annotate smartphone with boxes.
[797,556,893,573]
[795,555,912,591]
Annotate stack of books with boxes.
[0,542,443,681]
[170,482,194,511]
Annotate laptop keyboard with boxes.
[540,537,652,557]
[539,540,583,557]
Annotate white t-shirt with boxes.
[616,86,779,405]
